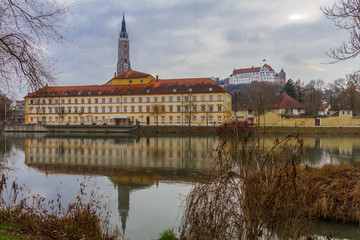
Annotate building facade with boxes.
[24,71,232,126]
[229,64,276,84]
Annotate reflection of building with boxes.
[24,13,231,126]
[23,136,217,236]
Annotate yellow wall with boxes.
[106,75,154,85]
[255,111,360,127]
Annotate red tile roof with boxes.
[113,70,153,79]
[263,64,274,71]
[26,77,227,98]
[268,94,305,109]
[233,67,260,75]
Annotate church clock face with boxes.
[124,63,129,69]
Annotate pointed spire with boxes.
[120,12,128,38]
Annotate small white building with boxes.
[229,64,275,84]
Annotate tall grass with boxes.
[180,121,314,240]
[0,172,122,240]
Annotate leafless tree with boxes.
[0,0,69,91]
[321,0,360,63]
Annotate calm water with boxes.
[1,133,360,240]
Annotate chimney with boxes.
[114,72,116,77]
[156,75,159,81]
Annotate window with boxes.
[55,107,59,113]
[95,98,98,103]
[193,96,197,101]
[177,96,181,102]
[184,96,188,102]
[95,107,98,113]
[49,99,52,104]
[74,107,78,113]
[185,106,189,112]
[124,107,127,112]
[161,116,165,122]
[88,98,91,104]
[193,106,197,112]
[67,99,71,104]
[75,99,78,104]
[81,99,84,104]
[342,110,345,115]
[201,96,205,101]
[146,97,150,103]
[169,106,173,112]
[109,98,112,103]
[139,106,142,112]
[116,107,120,113]
[177,106,181,112]
[117,98,120,103]
[209,116,213,122]
[209,106,213,112]
[193,116,197,122]
[154,97,158,102]
[88,107,91,113]
[146,106,150,112]
[55,99,59,104]
[131,107,135,112]
[169,96,173,102]
[201,105,206,112]
[162,97,165,102]
[218,95,222,101]
[177,116,181,122]
[201,116,205,122]
[67,107,71,113]
[218,116,222,122]
[139,97,142,103]
[154,116,158,122]
[48,107,52,113]
[210,95,213,101]
[109,107,112,113]
[80,107,85,113]
[131,97,135,103]
[102,98,105,103]
[61,99,65,104]
[102,107,105,113]
[218,106,222,112]
[124,97,127,103]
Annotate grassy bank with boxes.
[133,125,217,136]
[254,126,360,135]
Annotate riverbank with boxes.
[133,125,217,136]
[253,126,360,135]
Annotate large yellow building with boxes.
[24,70,231,126]
[24,13,231,126]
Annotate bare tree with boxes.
[0,0,69,91]
[321,0,360,63]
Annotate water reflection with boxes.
[2,133,360,239]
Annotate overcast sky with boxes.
[47,0,357,89]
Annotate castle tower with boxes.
[117,13,131,76]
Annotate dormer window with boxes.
[52,92,56,96]
[127,89,131,94]
[78,90,83,95]
[88,91,91,95]
[65,91,70,95]
[146,89,150,93]
[173,89,176,92]
[209,87,213,91]
[189,88,192,92]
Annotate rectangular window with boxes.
[81,99,84,104]
[139,97,142,103]
[131,97,135,103]
[116,107,120,112]
[131,107,135,112]
[75,99,78,104]
[218,116,222,122]
[210,95,213,101]
[169,96,173,102]
[169,116,173,122]
[95,107,98,113]
[193,116,197,122]
[161,116,165,122]
[154,97,158,102]
[95,98,98,103]
[177,106,181,112]
[209,106,213,112]
[102,107,105,113]
[67,107,71,113]
[102,98,105,103]
[177,116,181,122]
[184,96,188,102]
[109,98,112,103]
[177,96,181,102]
[193,96,197,101]
[61,99,65,104]
[162,97,165,102]
[124,107,127,112]
[124,97,127,103]
[201,106,205,112]
[201,95,205,101]
[49,99,52,104]
[117,98,120,103]
[201,116,205,122]
[146,97,150,103]
[139,106,142,112]
[209,116,213,122]
[109,107,112,113]
[88,107,91,113]
[218,106,222,112]
[88,98,91,104]
[169,106,173,112]
[146,106,150,112]
[55,99,59,104]
[218,95,222,101]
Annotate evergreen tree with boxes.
[281,79,297,99]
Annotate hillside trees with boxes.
[0,0,69,91]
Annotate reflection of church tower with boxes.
[117,13,131,76]
[117,184,130,235]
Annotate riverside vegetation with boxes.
[180,121,360,239]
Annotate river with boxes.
[0,133,360,240]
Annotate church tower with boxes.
[117,13,131,76]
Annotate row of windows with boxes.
[30,105,223,114]
[29,95,223,105]
[30,115,223,123]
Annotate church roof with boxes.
[268,94,305,109]
[119,12,128,38]
[26,77,227,98]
